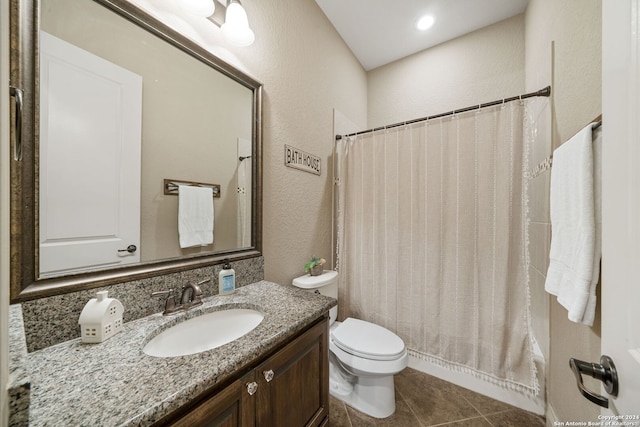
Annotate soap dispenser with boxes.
[218,259,235,295]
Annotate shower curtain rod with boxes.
[335,85,551,140]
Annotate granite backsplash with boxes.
[20,256,264,352]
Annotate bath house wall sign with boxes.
[284,144,321,176]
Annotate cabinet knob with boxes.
[263,369,274,382]
[246,381,258,395]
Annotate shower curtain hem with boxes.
[407,349,540,397]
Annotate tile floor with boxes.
[329,368,546,427]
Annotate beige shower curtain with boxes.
[336,101,538,395]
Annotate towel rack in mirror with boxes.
[164,179,221,198]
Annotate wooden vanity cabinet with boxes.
[164,315,329,427]
[255,317,329,426]
[170,371,256,427]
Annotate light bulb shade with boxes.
[221,2,255,46]
[416,15,435,31]
[180,0,215,17]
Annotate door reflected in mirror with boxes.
[39,0,254,277]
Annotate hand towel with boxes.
[178,185,214,248]
[545,124,601,326]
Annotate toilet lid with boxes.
[332,318,405,361]
[292,270,338,289]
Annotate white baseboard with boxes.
[546,403,559,427]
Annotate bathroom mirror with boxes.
[9,0,263,302]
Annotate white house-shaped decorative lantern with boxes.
[78,291,124,343]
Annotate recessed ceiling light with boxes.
[416,15,435,31]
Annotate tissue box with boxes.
[78,291,124,343]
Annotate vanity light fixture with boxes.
[180,0,216,18]
[416,14,435,31]
[208,0,255,47]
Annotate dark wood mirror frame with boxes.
[9,0,263,303]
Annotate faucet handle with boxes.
[151,289,173,298]
[151,289,174,297]
[190,278,209,292]
[151,289,176,312]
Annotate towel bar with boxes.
[164,179,221,198]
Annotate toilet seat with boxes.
[332,318,405,361]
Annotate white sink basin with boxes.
[143,308,264,357]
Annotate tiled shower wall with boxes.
[18,256,264,352]
[526,98,552,362]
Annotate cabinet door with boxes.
[256,317,329,427]
[170,371,256,427]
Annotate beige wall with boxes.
[127,0,368,284]
[242,0,368,284]
[367,14,525,128]
[525,0,602,422]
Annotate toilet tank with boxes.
[292,270,338,325]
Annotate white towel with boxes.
[178,185,214,248]
[545,124,601,326]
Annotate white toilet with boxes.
[292,270,408,419]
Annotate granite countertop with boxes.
[15,281,336,426]
[8,305,31,427]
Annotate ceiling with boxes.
[314,0,529,71]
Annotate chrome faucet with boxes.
[152,278,208,315]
